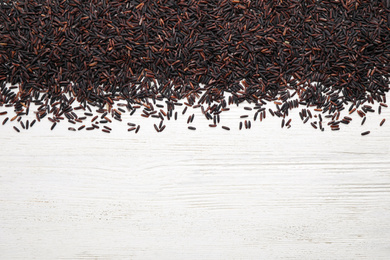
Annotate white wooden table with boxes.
[0,98,389,259]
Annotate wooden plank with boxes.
[0,101,389,259]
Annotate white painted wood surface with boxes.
[0,99,390,259]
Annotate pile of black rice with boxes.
[0,0,389,134]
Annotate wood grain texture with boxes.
[0,101,389,259]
